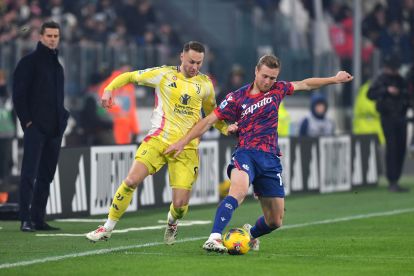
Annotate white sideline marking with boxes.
[1,208,414,269]
[269,253,414,260]
[35,220,212,237]
[0,237,207,270]
[55,218,107,223]
[280,208,414,230]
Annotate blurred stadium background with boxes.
[0,0,412,133]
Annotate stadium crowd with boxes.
[1,0,413,97]
[0,0,181,49]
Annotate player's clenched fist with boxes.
[335,71,353,83]
[101,90,114,108]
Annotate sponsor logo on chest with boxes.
[241,97,272,118]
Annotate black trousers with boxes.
[380,116,407,185]
[0,138,12,180]
[19,125,62,223]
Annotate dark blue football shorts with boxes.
[227,148,285,198]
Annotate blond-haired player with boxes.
[86,41,227,244]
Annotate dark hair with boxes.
[382,54,401,70]
[40,21,60,34]
[183,41,205,53]
[256,55,281,70]
[373,3,385,13]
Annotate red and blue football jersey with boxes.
[214,81,294,155]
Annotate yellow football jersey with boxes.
[105,66,227,148]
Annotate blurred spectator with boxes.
[79,92,114,145]
[122,0,157,44]
[142,29,159,46]
[280,0,310,51]
[96,0,117,28]
[0,69,9,102]
[218,64,246,104]
[362,3,387,46]
[386,0,414,35]
[42,0,64,18]
[329,6,374,111]
[0,69,15,203]
[367,55,410,192]
[15,0,31,23]
[29,0,42,17]
[91,14,109,43]
[299,93,335,136]
[98,65,140,144]
[107,20,129,47]
[0,9,19,43]
[251,0,280,27]
[352,80,385,145]
[158,23,181,51]
[278,102,290,137]
[328,8,353,108]
[377,19,412,65]
[66,68,115,146]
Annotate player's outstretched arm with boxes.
[291,71,353,91]
[101,71,136,108]
[165,112,219,157]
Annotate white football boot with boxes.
[86,225,112,242]
[202,238,228,253]
[164,223,178,245]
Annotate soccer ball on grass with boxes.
[223,228,251,255]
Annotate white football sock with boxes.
[209,232,222,240]
[167,211,178,225]
[104,218,117,231]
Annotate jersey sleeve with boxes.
[104,71,137,91]
[275,81,294,96]
[202,79,228,135]
[134,66,166,87]
[104,67,166,92]
[214,92,238,122]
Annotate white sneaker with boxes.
[243,224,260,251]
[164,223,178,245]
[86,225,112,242]
[202,238,228,253]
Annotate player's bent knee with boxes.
[268,218,283,229]
[124,177,139,189]
[228,191,248,204]
[172,199,186,208]
[269,221,282,229]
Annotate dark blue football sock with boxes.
[211,196,239,234]
[250,216,278,238]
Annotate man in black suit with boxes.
[13,21,69,231]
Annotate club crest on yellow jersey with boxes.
[180,94,191,105]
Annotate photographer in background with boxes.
[367,55,410,192]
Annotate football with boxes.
[223,228,251,255]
